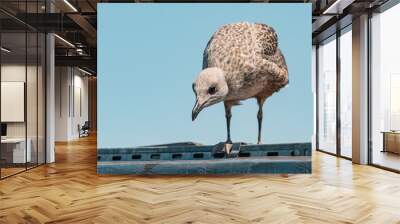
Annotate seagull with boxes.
[191,22,289,148]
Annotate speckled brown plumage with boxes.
[203,22,289,103]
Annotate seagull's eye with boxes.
[208,86,217,95]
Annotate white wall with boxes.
[1,63,46,163]
[1,65,41,137]
[71,73,89,138]
[1,65,27,141]
[55,67,89,141]
[55,66,70,141]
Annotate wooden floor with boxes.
[1,167,26,178]
[1,135,400,224]
[373,151,400,171]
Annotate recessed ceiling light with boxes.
[78,67,93,76]
[1,47,11,53]
[54,34,75,48]
[323,0,354,15]
[63,0,78,12]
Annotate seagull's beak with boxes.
[192,99,204,121]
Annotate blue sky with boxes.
[98,4,312,148]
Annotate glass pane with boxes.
[318,36,337,154]
[38,33,45,165]
[27,31,38,169]
[340,29,352,158]
[1,31,27,177]
[371,5,400,171]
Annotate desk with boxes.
[1,138,31,163]
[382,131,400,154]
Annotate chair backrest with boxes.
[82,121,90,129]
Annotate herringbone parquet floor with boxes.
[1,134,400,224]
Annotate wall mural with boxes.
[97,4,312,174]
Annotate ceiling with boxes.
[0,0,391,74]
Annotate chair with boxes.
[79,121,90,138]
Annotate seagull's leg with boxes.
[257,97,266,144]
[224,102,233,144]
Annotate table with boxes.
[1,138,31,163]
[382,131,400,154]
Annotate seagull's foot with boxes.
[223,139,234,154]
[224,142,233,154]
[212,140,234,157]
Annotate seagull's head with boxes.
[192,67,228,121]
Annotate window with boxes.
[339,27,352,158]
[370,3,400,171]
[318,35,337,154]
[0,1,47,179]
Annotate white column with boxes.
[352,14,369,164]
[45,0,56,163]
[46,32,55,163]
